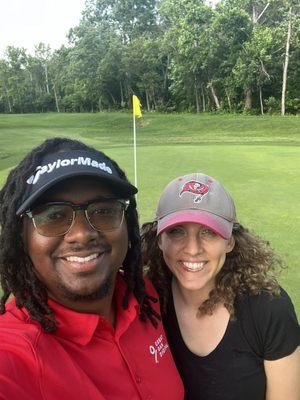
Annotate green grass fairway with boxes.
[0,112,299,317]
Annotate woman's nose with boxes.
[183,233,204,256]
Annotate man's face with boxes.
[23,177,128,308]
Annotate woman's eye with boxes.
[166,227,186,238]
[201,228,216,237]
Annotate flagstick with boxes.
[133,113,138,191]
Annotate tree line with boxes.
[0,0,299,115]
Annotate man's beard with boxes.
[56,272,114,302]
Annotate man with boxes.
[0,137,184,400]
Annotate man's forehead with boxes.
[38,176,116,203]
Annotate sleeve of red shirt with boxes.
[0,328,42,400]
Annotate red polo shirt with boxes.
[0,276,184,400]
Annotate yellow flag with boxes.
[133,95,142,117]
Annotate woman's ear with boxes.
[226,235,235,253]
[157,234,163,251]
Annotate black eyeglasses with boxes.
[24,198,129,237]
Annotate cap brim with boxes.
[16,171,137,215]
[157,210,233,239]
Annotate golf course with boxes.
[0,112,299,317]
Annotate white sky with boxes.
[0,0,220,57]
[0,0,86,56]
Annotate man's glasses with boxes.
[24,198,129,237]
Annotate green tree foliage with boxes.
[0,0,299,114]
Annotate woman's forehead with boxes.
[165,222,210,230]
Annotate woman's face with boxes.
[158,223,234,297]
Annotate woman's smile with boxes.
[180,260,207,272]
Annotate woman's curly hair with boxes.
[141,221,283,317]
[0,137,160,332]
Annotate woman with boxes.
[141,172,300,400]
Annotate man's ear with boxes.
[21,219,29,255]
[226,235,235,253]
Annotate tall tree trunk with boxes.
[6,94,12,113]
[245,89,252,110]
[253,3,270,24]
[195,88,200,114]
[16,86,23,114]
[259,86,264,115]
[208,82,220,109]
[152,89,157,109]
[225,89,231,111]
[53,83,60,112]
[281,6,292,116]
[124,78,132,106]
[44,64,50,94]
[195,75,200,114]
[98,97,102,112]
[252,3,270,114]
[107,89,116,105]
[120,81,124,106]
[252,5,257,24]
[163,54,169,90]
[201,85,206,112]
[4,84,12,112]
[145,89,150,111]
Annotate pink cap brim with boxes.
[157,210,233,239]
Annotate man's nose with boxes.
[64,211,99,243]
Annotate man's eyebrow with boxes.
[33,196,121,205]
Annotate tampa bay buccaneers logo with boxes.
[179,180,209,203]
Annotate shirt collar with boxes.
[49,273,139,346]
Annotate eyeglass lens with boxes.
[31,200,125,236]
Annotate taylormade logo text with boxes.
[26,157,113,185]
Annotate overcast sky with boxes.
[0,0,86,56]
[0,0,220,57]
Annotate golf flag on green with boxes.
[132,95,142,190]
[133,95,142,117]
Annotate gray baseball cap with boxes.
[156,173,237,239]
